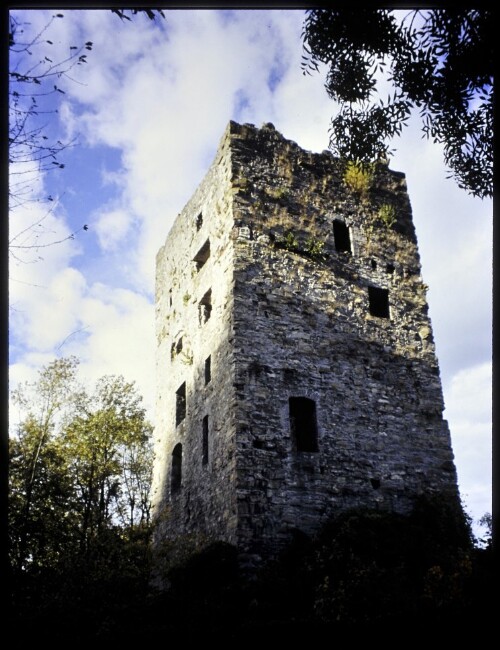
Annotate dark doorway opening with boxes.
[333,219,351,254]
[368,286,390,318]
[289,397,319,452]
[202,416,209,465]
[171,443,182,493]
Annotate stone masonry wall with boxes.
[151,120,460,564]
[228,122,458,559]
[151,127,239,547]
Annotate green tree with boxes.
[301,8,493,199]
[9,357,81,571]
[63,375,153,553]
[9,358,154,573]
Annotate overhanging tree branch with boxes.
[302,8,493,199]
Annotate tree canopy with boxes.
[9,357,153,574]
[301,8,493,199]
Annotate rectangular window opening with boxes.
[171,443,182,493]
[202,415,209,465]
[368,286,390,319]
[205,356,211,385]
[199,289,212,325]
[333,219,351,254]
[175,382,186,426]
[196,212,203,231]
[194,239,210,271]
[289,397,319,452]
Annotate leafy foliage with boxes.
[305,237,326,260]
[302,9,493,198]
[378,203,397,229]
[343,160,374,196]
[9,357,153,572]
[10,488,493,642]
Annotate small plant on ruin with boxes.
[183,293,191,305]
[306,237,326,261]
[267,186,290,200]
[235,175,250,190]
[276,231,299,251]
[378,203,397,229]
[364,203,398,251]
[343,160,373,197]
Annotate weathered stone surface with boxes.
[150,121,459,565]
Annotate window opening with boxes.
[171,443,182,493]
[202,416,209,465]
[289,397,319,452]
[194,239,210,271]
[386,263,395,274]
[196,212,203,231]
[175,382,186,425]
[368,286,390,319]
[333,219,351,254]
[205,356,211,384]
[176,337,183,354]
[199,289,212,324]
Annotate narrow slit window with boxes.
[175,382,186,426]
[194,239,210,271]
[205,356,211,384]
[196,212,203,231]
[333,219,351,254]
[202,415,209,465]
[368,286,390,319]
[171,443,182,493]
[289,397,319,452]
[199,289,212,324]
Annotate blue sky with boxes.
[8,9,492,536]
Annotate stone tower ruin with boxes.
[151,121,459,564]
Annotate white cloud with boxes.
[94,207,133,251]
[76,284,155,417]
[10,266,86,352]
[444,362,492,524]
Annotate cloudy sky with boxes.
[8,9,492,535]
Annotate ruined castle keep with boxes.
[151,121,459,562]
